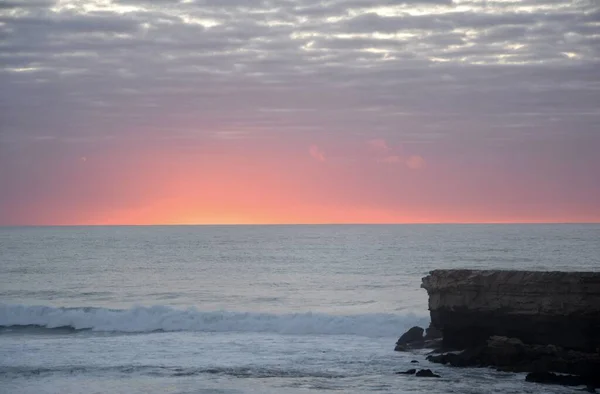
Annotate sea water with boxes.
[1,224,599,393]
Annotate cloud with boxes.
[367,138,390,154]
[0,0,55,9]
[406,155,425,170]
[378,155,402,164]
[0,0,598,146]
[309,145,326,162]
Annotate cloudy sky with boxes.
[1,0,599,224]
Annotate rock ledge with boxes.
[421,269,600,352]
[413,269,600,389]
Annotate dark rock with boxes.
[395,326,425,351]
[526,371,599,388]
[424,324,443,340]
[480,336,526,366]
[421,270,600,352]
[410,360,419,364]
[418,269,600,390]
[423,338,444,351]
[394,326,444,352]
[427,352,464,366]
[427,336,600,377]
[415,369,440,378]
[396,369,416,375]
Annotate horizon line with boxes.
[1,222,599,228]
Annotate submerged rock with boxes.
[526,371,600,389]
[395,368,441,378]
[427,335,600,377]
[415,369,441,378]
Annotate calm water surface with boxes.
[1,224,599,393]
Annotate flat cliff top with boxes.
[425,269,600,277]
[421,269,600,314]
[422,269,600,289]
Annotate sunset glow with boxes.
[1,0,599,225]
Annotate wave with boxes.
[0,365,352,379]
[0,304,429,338]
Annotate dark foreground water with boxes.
[1,224,599,393]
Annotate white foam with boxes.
[0,304,429,338]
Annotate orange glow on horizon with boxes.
[2,138,598,226]
[19,201,600,227]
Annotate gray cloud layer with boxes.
[1,0,599,145]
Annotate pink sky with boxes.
[1,1,599,225]
[2,133,598,225]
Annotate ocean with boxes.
[1,224,599,394]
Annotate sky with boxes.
[0,0,599,225]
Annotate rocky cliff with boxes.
[421,269,600,352]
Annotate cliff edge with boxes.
[421,269,600,352]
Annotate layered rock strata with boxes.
[421,269,600,352]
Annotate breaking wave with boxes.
[0,304,428,338]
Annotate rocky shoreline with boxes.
[396,269,600,390]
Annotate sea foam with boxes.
[0,304,429,337]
